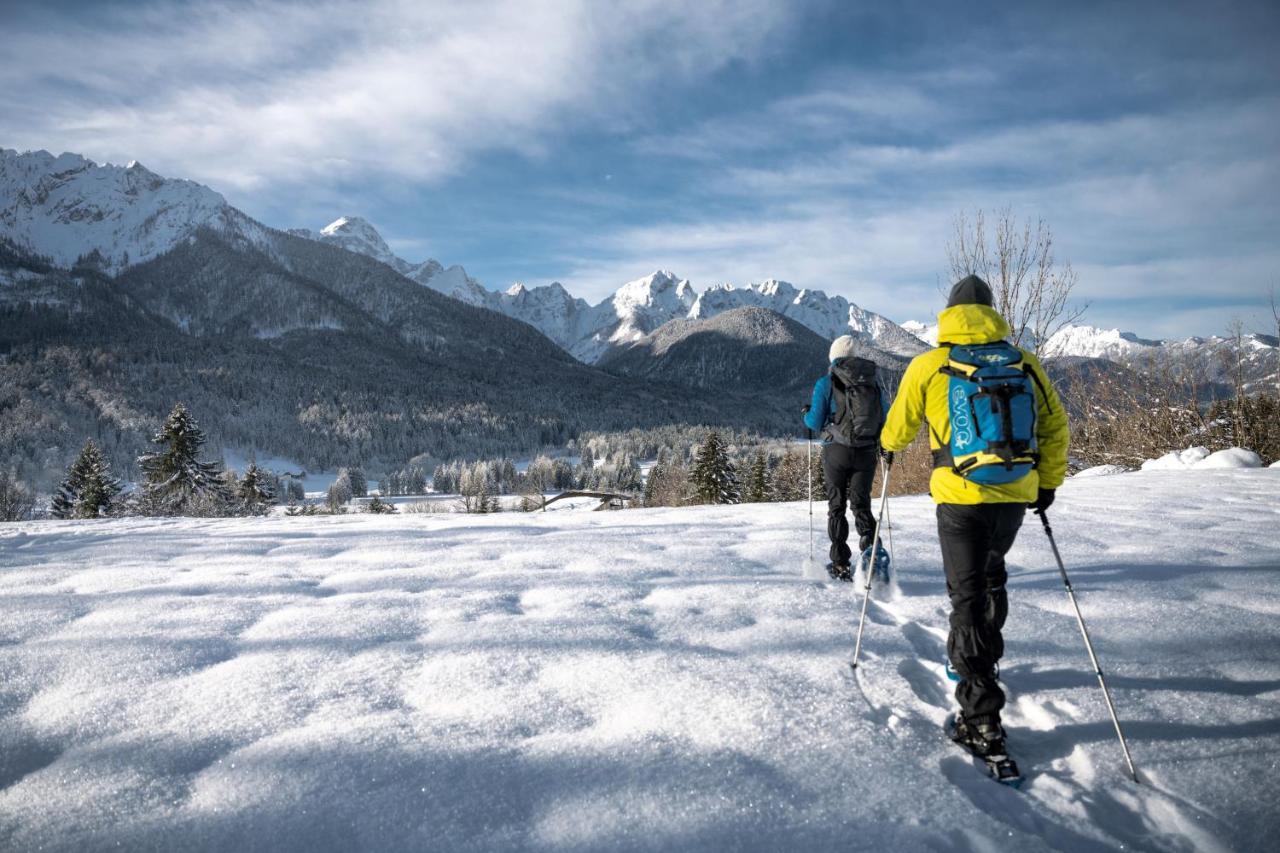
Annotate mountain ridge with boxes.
[289,213,930,364]
[600,307,907,406]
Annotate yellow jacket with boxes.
[880,304,1069,504]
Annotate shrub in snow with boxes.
[0,470,37,522]
[365,495,397,514]
[643,450,690,507]
[459,467,497,513]
[51,440,122,519]
[327,473,354,510]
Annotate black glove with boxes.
[1030,488,1055,515]
[879,447,894,465]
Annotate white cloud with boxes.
[570,84,1280,336]
[0,0,790,192]
[548,200,952,319]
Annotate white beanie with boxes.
[829,335,856,362]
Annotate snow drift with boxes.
[1141,446,1264,471]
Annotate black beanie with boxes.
[946,274,994,307]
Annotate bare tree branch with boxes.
[946,207,1089,356]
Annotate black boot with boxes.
[825,562,853,582]
[949,715,1007,757]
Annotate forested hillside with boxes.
[0,233,774,487]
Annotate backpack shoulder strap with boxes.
[1021,361,1055,415]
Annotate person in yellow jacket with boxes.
[880,274,1068,755]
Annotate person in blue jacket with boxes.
[803,335,891,581]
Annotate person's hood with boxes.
[935,303,1011,345]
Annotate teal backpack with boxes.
[933,342,1047,485]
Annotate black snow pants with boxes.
[937,502,1026,725]
[821,443,878,566]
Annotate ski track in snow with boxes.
[1,470,1278,851]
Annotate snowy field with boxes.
[1,469,1278,852]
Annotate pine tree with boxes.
[577,445,596,488]
[643,452,665,506]
[772,450,808,501]
[552,459,575,490]
[138,404,229,515]
[52,439,122,519]
[346,467,368,497]
[743,450,772,503]
[219,469,241,504]
[239,462,275,515]
[613,454,642,493]
[690,430,741,505]
[808,446,826,501]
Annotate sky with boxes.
[2,0,1279,337]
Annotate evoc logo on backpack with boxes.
[936,342,1040,485]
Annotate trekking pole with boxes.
[803,406,814,562]
[1038,510,1140,783]
[850,459,892,670]
[806,435,814,560]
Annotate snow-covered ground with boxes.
[1,469,1278,851]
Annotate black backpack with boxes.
[827,356,882,447]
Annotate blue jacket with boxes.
[804,363,890,445]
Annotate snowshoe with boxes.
[946,713,1022,787]
[859,541,891,585]
[825,562,854,582]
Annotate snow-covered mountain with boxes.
[600,306,906,404]
[900,320,938,347]
[1044,324,1279,392]
[0,148,917,370]
[488,281,595,351]
[290,217,491,305]
[288,217,926,362]
[0,148,244,271]
[1043,324,1163,360]
[5,146,1271,392]
[405,259,491,305]
[690,279,928,358]
[289,216,405,272]
[567,270,697,362]
[299,216,924,364]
